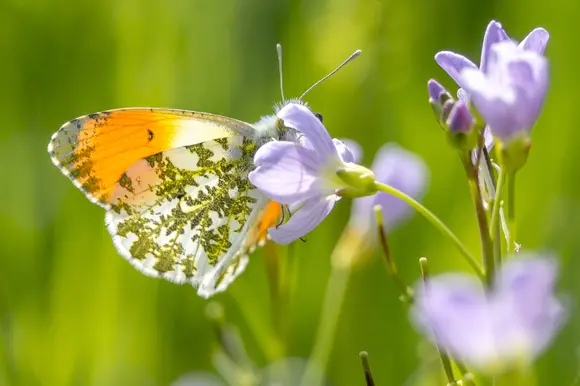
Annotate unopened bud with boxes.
[336,164,377,198]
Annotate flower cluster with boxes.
[244,18,565,384]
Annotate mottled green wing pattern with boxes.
[105,136,268,298]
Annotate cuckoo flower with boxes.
[411,254,566,373]
[460,41,548,144]
[348,143,428,238]
[435,20,549,147]
[249,103,375,244]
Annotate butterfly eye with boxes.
[314,112,323,123]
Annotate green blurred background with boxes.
[2,0,580,385]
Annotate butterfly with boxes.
[47,45,360,298]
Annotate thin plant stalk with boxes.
[419,258,458,385]
[299,229,361,386]
[359,351,376,386]
[375,181,483,279]
[461,152,494,286]
[507,171,517,253]
[374,205,414,303]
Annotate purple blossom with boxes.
[460,41,548,142]
[249,103,360,244]
[348,143,428,236]
[435,20,549,144]
[411,254,567,373]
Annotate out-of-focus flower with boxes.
[249,103,375,244]
[435,20,549,146]
[348,143,428,238]
[411,254,567,374]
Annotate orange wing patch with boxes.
[48,108,248,207]
[244,200,283,250]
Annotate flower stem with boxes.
[374,205,414,303]
[375,181,483,279]
[489,168,506,264]
[359,351,376,386]
[507,171,517,253]
[490,169,506,239]
[299,229,357,386]
[461,152,494,286]
[455,361,476,386]
[419,258,458,385]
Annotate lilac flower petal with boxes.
[249,141,326,204]
[461,42,548,140]
[412,274,496,367]
[519,28,549,54]
[333,138,357,163]
[481,20,510,74]
[338,138,362,163]
[495,255,566,356]
[411,254,567,373]
[268,196,337,244]
[483,126,494,150]
[457,88,469,103]
[435,51,478,89]
[277,103,337,159]
[350,143,428,234]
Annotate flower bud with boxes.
[336,164,377,198]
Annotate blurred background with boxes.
[2,0,580,385]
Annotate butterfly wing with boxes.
[48,108,256,207]
[105,137,278,296]
[49,108,282,297]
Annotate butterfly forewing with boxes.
[48,108,256,207]
[105,136,270,296]
[49,107,283,297]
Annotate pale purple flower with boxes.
[460,41,548,142]
[435,20,549,144]
[411,254,566,373]
[348,143,428,236]
[249,103,360,244]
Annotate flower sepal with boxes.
[336,164,378,198]
[446,124,480,152]
[498,134,532,173]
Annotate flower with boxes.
[435,20,549,144]
[460,41,548,143]
[410,254,567,373]
[248,103,375,244]
[348,143,428,236]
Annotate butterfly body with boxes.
[48,105,298,297]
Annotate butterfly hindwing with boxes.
[48,108,257,207]
[104,136,271,296]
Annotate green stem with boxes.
[507,171,517,253]
[455,361,476,386]
[419,257,457,385]
[461,152,494,286]
[374,181,484,279]
[489,169,506,241]
[374,205,414,303]
[359,351,376,386]
[299,235,354,386]
[490,169,506,267]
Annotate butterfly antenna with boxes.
[277,43,285,103]
[299,49,362,100]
